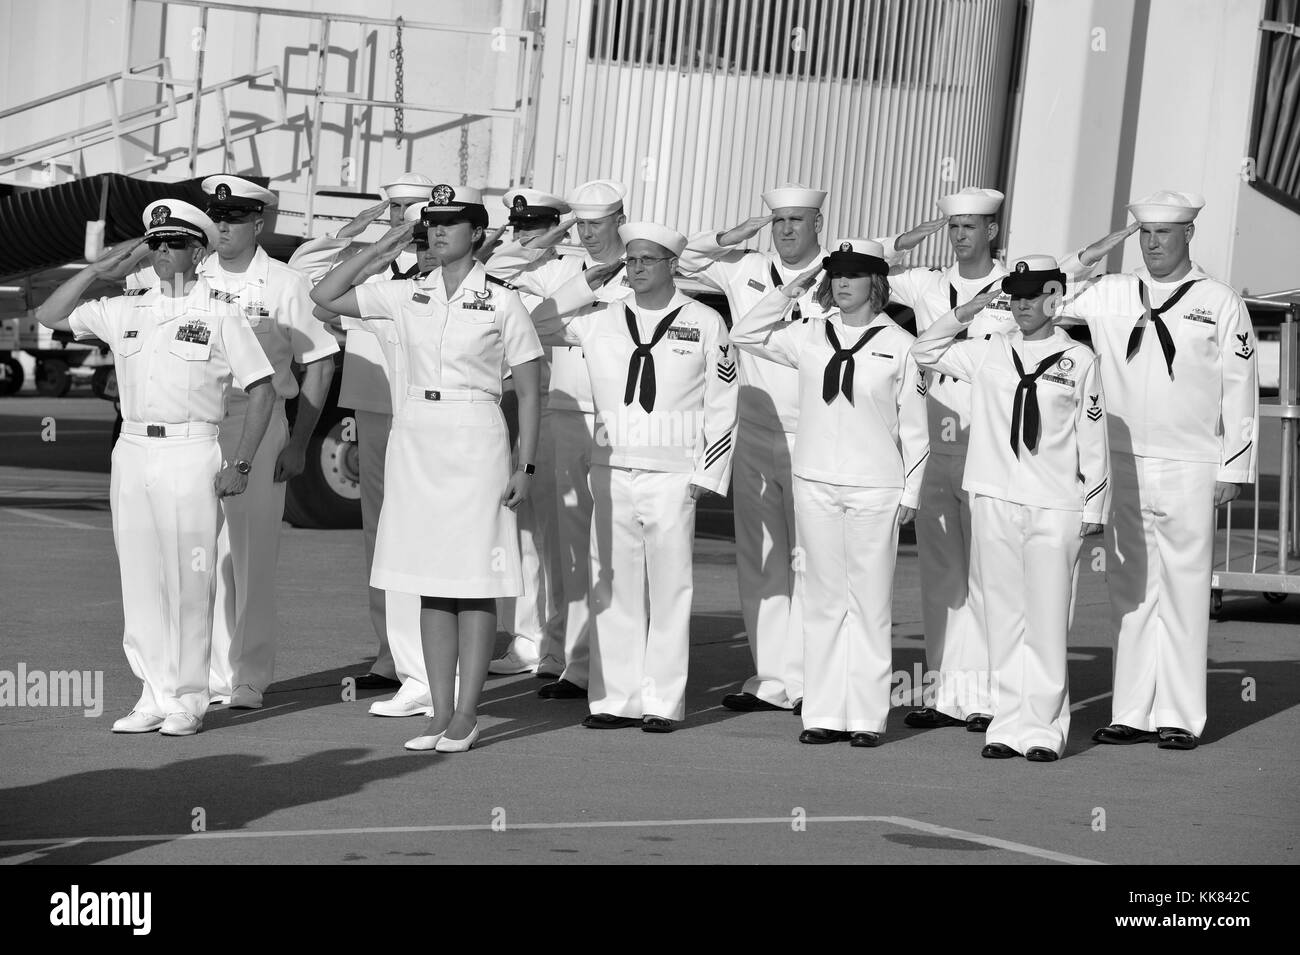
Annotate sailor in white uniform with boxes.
[884,187,1014,732]
[676,183,835,716]
[288,179,434,716]
[36,200,276,736]
[912,256,1112,760]
[530,223,738,732]
[483,179,635,699]
[730,240,929,746]
[1058,191,1259,751]
[311,184,544,753]
[200,175,339,710]
[490,188,571,685]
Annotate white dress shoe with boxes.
[160,713,202,736]
[111,711,164,734]
[435,722,480,753]
[229,685,263,709]
[404,730,445,751]
[488,648,540,675]
[369,696,435,718]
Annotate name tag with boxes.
[666,326,700,342]
[1041,373,1075,387]
[869,351,894,359]
[175,322,211,346]
[124,330,139,339]
[747,278,766,292]
[412,293,430,304]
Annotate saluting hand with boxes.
[893,214,948,252]
[1080,522,1105,538]
[784,264,822,298]
[368,222,416,265]
[718,214,774,246]
[1079,220,1140,267]
[523,214,576,249]
[954,287,1001,324]
[585,258,625,290]
[90,238,148,277]
[476,224,509,263]
[338,199,392,240]
[502,471,532,510]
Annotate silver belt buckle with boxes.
[424,390,441,401]
[146,424,166,438]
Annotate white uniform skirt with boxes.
[371,399,523,598]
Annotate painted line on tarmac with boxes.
[2,507,103,531]
[0,815,1103,864]
[1070,691,1112,713]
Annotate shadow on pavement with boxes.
[0,748,428,865]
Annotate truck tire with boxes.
[0,357,22,396]
[36,358,71,397]
[283,407,363,529]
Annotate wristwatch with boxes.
[234,459,252,475]
[518,463,535,475]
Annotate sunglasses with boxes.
[207,208,258,224]
[147,237,193,251]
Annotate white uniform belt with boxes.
[121,422,220,438]
[406,386,498,403]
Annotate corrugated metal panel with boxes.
[536,0,1018,262]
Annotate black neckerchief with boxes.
[1128,279,1200,378]
[623,304,686,412]
[822,322,886,404]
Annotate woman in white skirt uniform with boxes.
[730,240,929,747]
[311,185,543,753]
[911,257,1111,761]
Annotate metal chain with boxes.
[390,16,405,149]
[458,124,469,184]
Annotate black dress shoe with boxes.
[721,692,786,712]
[1025,746,1060,762]
[965,714,992,733]
[1156,726,1198,750]
[792,699,803,716]
[641,716,674,733]
[849,731,881,748]
[538,679,587,700]
[581,713,640,729]
[1091,723,1156,745]
[981,742,1019,759]
[903,707,966,729]
[798,728,851,744]
[355,672,402,690]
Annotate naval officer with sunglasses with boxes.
[199,175,339,710]
[36,200,276,735]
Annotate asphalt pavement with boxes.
[1,394,1297,865]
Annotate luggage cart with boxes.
[1211,297,1300,618]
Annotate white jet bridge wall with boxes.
[533,0,1022,260]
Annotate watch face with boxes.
[236,461,251,475]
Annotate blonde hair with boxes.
[816,273,890,314]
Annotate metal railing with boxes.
[1212,299,1300,611]
[1,0,542,233]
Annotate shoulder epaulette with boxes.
[485,274,517,292]
[210,289,239,304]
[123,287,149,296]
